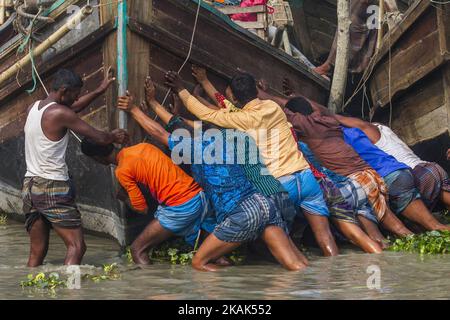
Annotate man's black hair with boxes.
[52,69,83,91]
[285,97,314,116]
[81,138,114,158]
[229,73,258,104]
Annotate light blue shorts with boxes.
[278,169,330,218]
[154,191,216,246]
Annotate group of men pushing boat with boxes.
[22,65,450,271]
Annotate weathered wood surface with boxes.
[0,0,331,244]
[369,1,447,109]
[370,2,450,149]
[133,0,329,106]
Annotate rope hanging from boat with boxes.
[159,0,203,110]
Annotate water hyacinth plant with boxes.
[123,238,247,266]
[123,238,197,265]
[0,213,7,225]
[84,263,121,282]
[388,230,450,254]
[21,272,66,290]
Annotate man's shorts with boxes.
[213,193,286,243]
[348,169,388,222]
[22,177,81,232]
[277,169,330,218]
[413,162,450,210]
[269,192,296,231]
[340,179,378,224]
[318,176,378,225]
[155,191,216,246]
[383,169,420,215]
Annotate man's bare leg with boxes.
[192,234,241,272]
[400,199,450,231]
[304,212,339,256]
[357,216,389,249]
[332,219,383,253]
[261,225,308,271]
[27,217,50,267]
[53,226,86,265]
[288,238,309,266]
[380,208,413,237]
[130,219,174,265]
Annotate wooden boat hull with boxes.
[0,0,329,246]
[369,0,450,173]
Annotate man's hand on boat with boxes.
[164,71,186,93]
[96,66,116,94]
[111,129,129,145]
[117,91,138,113]
[145,76,157,106]
[192,65,208,84]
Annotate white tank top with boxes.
[374,123,426,169]
[24,101,70,181]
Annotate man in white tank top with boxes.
[373,123,450,212]
[23,68,129,267]
[335,114,450,231]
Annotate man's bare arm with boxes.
[144,76,174,125]
[71,66,116,113]
[192,66,222,108]
[334,114,381,143]
[257,85,290,108]
[118,93,170,147]
[56,107,128,145]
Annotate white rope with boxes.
[430,0,450,4]
[158,0,203,111]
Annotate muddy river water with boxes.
[1,220,450,299]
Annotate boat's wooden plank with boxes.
[124,0,153,143]
[100,1,119,132]
[392,103,448,146]
[387,70,445,119]
[444,63,450,131]
[217,5,265,15]
[370,29,442,108]
[129,17,326,105]
[375,69,447,146]
[288,0,313,59]
[233,21,265,30]
[0,20,115,105]
[154,0,329,90]
[437,3,450,59]
[374,0,431,63]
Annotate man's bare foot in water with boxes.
[131,247,152,265]
[214,256,234,267]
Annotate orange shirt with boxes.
[115,143,202,212]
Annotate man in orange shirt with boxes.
[81,140,215,265]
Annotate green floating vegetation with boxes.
[83,263,121,282]
[388,230,450,255]
[21,272,66,290]
[0,213,7,225]
[20,263,122,295]
[123,238,247,266]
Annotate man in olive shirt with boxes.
[165,71,338,257]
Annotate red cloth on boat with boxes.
[231,0,268,22]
